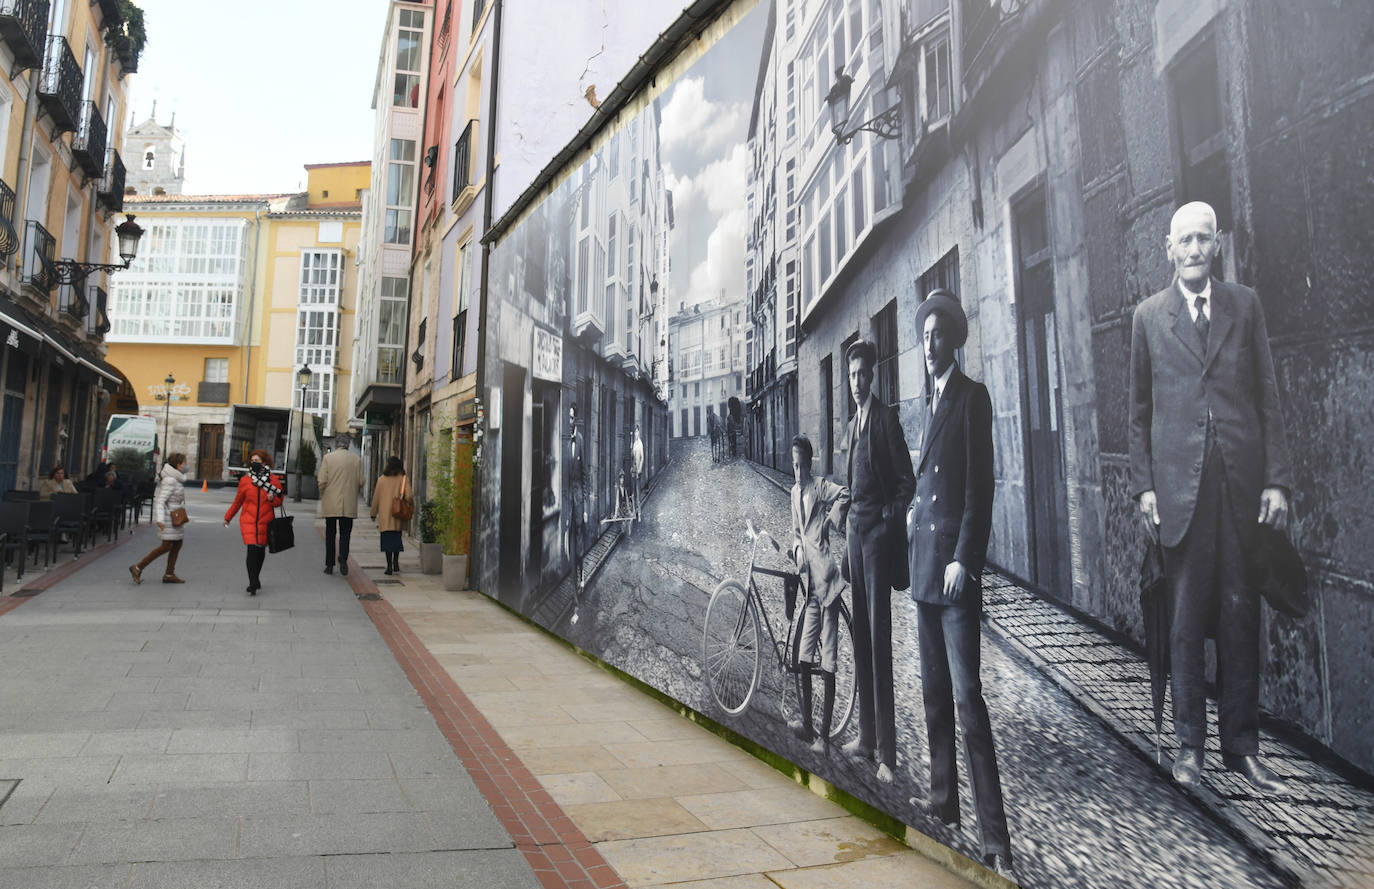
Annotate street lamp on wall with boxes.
[50,215,146,284]
[295,364,312,503]
[158,371,175,464]
[826,67,901,146]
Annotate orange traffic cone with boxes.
[201,480,208,493]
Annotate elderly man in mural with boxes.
[842,339,914,785]
[1129,200,1293,794]
[788,433,849,754]
[905,291,1012,878]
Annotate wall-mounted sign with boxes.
[533,326,562,382]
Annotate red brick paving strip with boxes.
[345,558,629,889]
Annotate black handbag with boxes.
[266,503,295,553]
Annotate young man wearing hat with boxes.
[906,290,1012,878]
[842,337,914,785]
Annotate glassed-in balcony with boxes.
[73,101,107,177]
[38,33,82,133]
[98,147,125,212]
[0,0,49,71]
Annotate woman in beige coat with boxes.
[369,456,412,575]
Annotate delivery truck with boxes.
[101,414,159,474]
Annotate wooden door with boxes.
[197,424,225,481]
[1015,188,1072,596]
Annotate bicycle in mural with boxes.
[701,520,855,742]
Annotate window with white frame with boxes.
[300,250,341,306]
[385,139,416,244]
[393,8,424,107]
[377,276,407,384]
[204,357,229,383]
[108,218,244,343]
[295,370,334,415]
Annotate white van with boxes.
[101,414,159,474]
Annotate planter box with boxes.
[442,553,468,591]
[298,476,319,500]
[419,542,443,575]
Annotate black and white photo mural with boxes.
[476,1,1374,886]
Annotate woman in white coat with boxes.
[129,454,189,584]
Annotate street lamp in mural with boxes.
[825,68,901,146]
[156,371,174,463]
[49,215,146,283]
[295,364,312,503]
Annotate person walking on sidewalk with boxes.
[842,338,914,785]
[318,435,363,576]
[369,456,411,575]
[129,453,190,585]
[224,450,284,596]
[788,433,849,755]
[1129,201,1293,794]
[905,292,1013,879]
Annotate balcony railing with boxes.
[197,382,230,404]
[97,147,125,212]
[38,33,82,133]
[73,101,107,177]
[21,219,56,294]
[452,119,475,202]
[0,177,17,258]
[94,0,121,27]
[0,0,49,71]
[58,280,88,322]
[88,284,110,336]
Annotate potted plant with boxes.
[427,426,471,591]
[297,441,320,500]
[418,500,443,575]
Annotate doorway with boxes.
[1014,186,1072,596]
[499,363,526,595]
[198,424,225,480]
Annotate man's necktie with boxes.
[1194,295,1209,347]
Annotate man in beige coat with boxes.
[318,435,364,575]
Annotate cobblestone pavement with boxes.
[528,437,1297,889]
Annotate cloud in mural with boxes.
[660,76,747,168]
[665,144,748,216]
[685,207,747,307]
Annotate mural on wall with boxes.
[478,1,1374,887]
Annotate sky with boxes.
[657,4,768,309]
[124,0,383,195]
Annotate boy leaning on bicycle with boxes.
[787,433,851,753]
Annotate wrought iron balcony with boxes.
[38,33,82,133]
[21,219,56,294]
[97,147,125,212]
[452,119,475,202]
[197,382,230,404]
[58,280,88,322]
[0,177,17,259]
[73,101,107,177]
[0,0,49,71]
[88,284,110,336]
[94,0,121,27]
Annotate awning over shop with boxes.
[0,291,124,391]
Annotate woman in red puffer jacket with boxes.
[223,449,285,595]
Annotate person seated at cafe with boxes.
[38,465,78,500]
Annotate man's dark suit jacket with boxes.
[907,367,995,609]
[1128,278,1292,548]
[846,399,916,591]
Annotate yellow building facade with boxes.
[105,163,369,480]
[0,0,140,491]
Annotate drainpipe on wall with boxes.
[469,0,503,584]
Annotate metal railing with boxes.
[452,119,475,202]
[0,0,49,71]
[197,382,230,404]
[98,147,125,212]
[0,177,17,258]
[38,33,82,132]
[89,284,110,336]
[74,100,107,176]
[58,280,88,322]
[21,219,56,294]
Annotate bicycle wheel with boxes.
[702,579,761,716]
[830,603,857,740]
